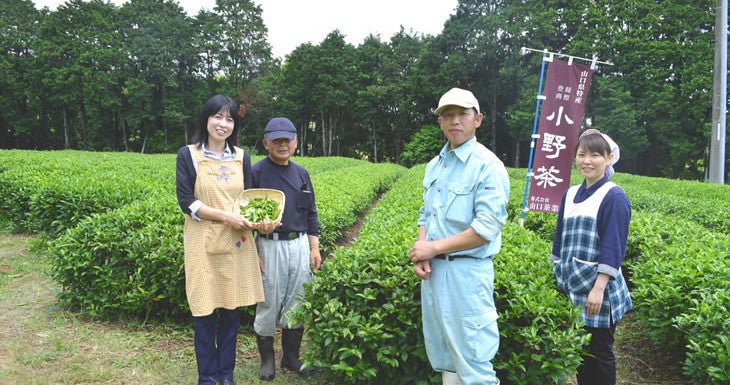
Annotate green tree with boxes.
[0,0,41,148]
[567,0,714,178]
[119,0,198,153]
[274,43,322,156]
[400,124,444,167]
[212,0,273,93]
[33,0,125,150]
[354,29,428,162]
[311,31,358,156]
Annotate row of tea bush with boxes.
[292,165,588,385]
[0,149,404,320]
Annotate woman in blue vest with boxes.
[550,130,632,385]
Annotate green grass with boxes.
[0,231,329,385]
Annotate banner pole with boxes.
[518,50,550,227]
[521,47,613,66]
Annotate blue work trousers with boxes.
[421,257,500,385]
[193,308,240,385]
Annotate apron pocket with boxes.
[566,256,598,295]
[205,222,241,256]
[463,311,499,363]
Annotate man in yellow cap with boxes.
[410,88,509,385]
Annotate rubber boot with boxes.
[280,328,313,375]
[255,335,275,381]
[442,371,462,385]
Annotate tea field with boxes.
[0,149,727,385]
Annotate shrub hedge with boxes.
[46,154,403,320]
[613,172,730,234]
[4,149,730,383]
[626,211,730,384]
[0,150,170,236]
[0,150,368,238]
[292,165,588,385]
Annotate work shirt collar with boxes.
[201,142,234,161]
[578,174,610,197]
[439,136,477,163]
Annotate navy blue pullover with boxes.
[251,157,320,236]
[552,175,631,276]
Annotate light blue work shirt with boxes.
[418,137,509,258]
[418,137,509,385]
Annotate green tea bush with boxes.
[676,290,730,385]
[292,166,428,384]
[50,195,187,320]
[612,173,730,234]
[47,155,402,320]
[293,166,587,385]
[293,156,366,173]
[627,211,730,384]
[630,240,730,352]
[0,150,365,238]
[494,223,588,385]
[0,150,170,236]
[313,163,405,252]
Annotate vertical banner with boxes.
[527,59,593,213]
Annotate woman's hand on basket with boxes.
[253,219,280,234]
[223,212,252,231]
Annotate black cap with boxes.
[264,117,297,140]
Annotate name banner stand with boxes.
[518,47,611,227]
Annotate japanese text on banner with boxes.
[528,59,593,213]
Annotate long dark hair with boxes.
[194,94,239,153]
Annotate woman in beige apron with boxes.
[176,94,264,385]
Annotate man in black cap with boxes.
[252,117,321,382]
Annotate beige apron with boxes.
[183,144,264,317]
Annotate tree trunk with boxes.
[514,140,521,168]
[490,92,497,151]
[119,112,129,152]
[80,103,89,150]
[141,128,148,154]
[394,122,402,164]
[327,114,334,156]
[162,86,168,146]
[63,108,70,149]
[372,125,378,163]
[299,117,307,156]
[320,114,326,157]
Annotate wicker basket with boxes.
[239,188,285,225]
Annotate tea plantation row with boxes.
[1,150,728,384]
[309,167,726,384]
[0,150,404,320]
[293,165,587,384]
[506,168,729,384]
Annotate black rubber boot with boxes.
[281,328,314,375]
[255,335,275,381]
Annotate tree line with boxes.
[1,0,724,180]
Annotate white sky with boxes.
[32,0,458,59]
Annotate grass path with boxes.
[0,232,690,385]
[0,233,328,385]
